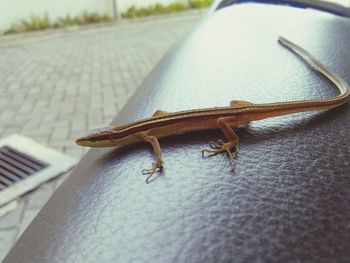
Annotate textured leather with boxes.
[5,3,350,263]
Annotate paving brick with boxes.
[26,184,56,210]
[16,208,40,240]
[0,228,18,262]
[0,202,23,229]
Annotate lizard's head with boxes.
[75,126,138,147]
[75,127,118,147]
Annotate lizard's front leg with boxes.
[202,117,241,169]
[142,134,164,183]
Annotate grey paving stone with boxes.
[16,207,40,240]
[0,228,18,262]
[0,202,23,229]
[26,184,56,210]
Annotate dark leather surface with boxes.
[214,0,350,18]
[5,3,350,263]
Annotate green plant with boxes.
[100,14,112,22]
[79,12,101,24]
[121,2,189,18]
[190,0,214,8]
[166,2,188,12]
[120,1,213,19]
[3,12,112,35]
[22,13,50,30]
[53,15,77,27]
[4,13,51,34]
[3,26,19,35]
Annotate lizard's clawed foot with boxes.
[202,140,237,155]
[142,160,163,183]
[201,141,239,170]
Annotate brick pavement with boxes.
[0,14,201,261]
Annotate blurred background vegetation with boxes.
[121,0,213,18]
[4,0,213,35]
[4,12,112,35]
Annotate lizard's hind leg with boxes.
[202,117,241,170]
[142,134,164,183]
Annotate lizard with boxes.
[76,36,350,183]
